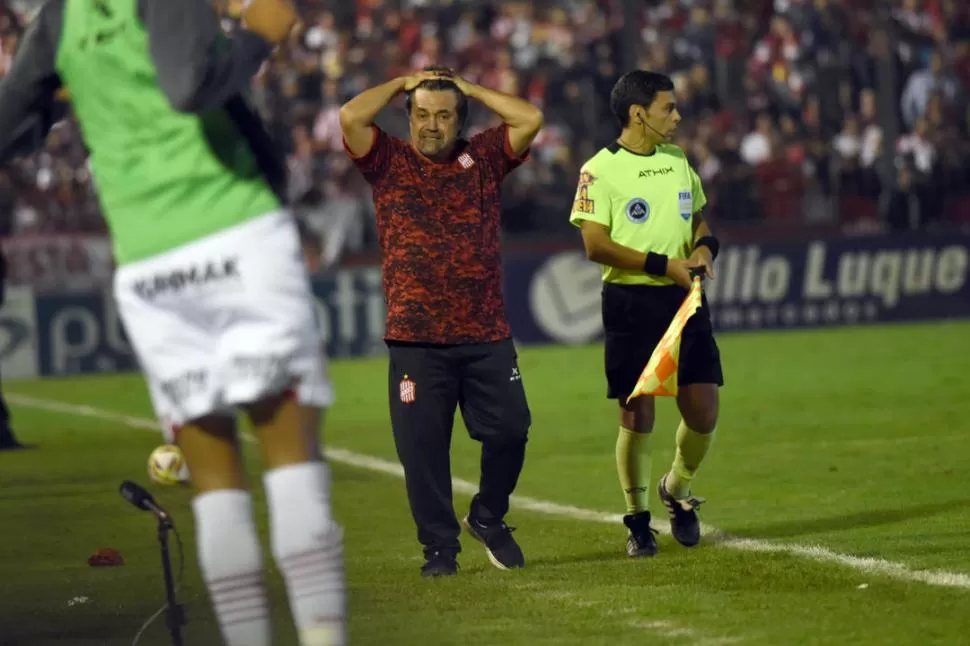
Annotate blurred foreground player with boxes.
[340,67,543,577]
[0,245,26,451]
[0,1,347,644]
[569,71,723,557]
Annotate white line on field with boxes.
[8,392,970,591]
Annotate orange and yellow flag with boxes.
[626,277,705,402]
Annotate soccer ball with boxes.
[147,444,190,485]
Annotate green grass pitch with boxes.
[2,321,970,645]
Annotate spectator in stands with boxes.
[2,0,970,275]
[886,163,927,231]
[740,112,775,166]
[900,52,961,129]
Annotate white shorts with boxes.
[113,210,334,436]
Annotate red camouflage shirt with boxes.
[346,124,527,344]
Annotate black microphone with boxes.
[120,480,171,522]
[639,116,671,141]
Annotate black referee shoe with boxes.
[462,514,526,571]
[657,473,705,547]
[622,511,659,557]
[420,550,458,578]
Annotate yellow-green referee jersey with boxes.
[569,142,707,287]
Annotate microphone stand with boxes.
[156,514,185,646]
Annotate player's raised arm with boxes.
[338,77,411,158]
[141,0,295,113]
[449,74,543,155]
[0,1,65,163]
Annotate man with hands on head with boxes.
[340,66,543,578]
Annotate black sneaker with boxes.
[420,550,458,578]
[622,511,659,557]
[657,473,705,547]
[0,426,27,451]
[462,515,525,570]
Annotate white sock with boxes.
[192,489,271,646]
[265,461,346,646]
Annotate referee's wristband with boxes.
[693,235,720,260]
[642,252,668,277]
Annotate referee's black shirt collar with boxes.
[608,141,658,157]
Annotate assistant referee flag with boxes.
[627,277,705,401]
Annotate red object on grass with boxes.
[88,548,125,567]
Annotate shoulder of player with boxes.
[579,147,621,175]
[650,144,702,181]
[26,0,64,43]
[576,148,622,190]
[465,125,512,160]
[358,126,410,167]
[373,126,409,149]
[654,143,690,161]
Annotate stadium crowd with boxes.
[1,0,970,267]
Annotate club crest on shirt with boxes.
[399,374,416,404]
[457,153,475,169]
[625,197,650,224]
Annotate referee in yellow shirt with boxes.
[569,70,722,558]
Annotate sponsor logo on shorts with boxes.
[399,374,416,404]
[159,369,208,405]
[510,366,521,382]
[133,257,240,300]
[231,354,287,383]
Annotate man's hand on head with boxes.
[446,74,473,96]
[404,67,472,96]
[403,69,446,91]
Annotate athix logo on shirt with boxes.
[639,167,674,178]
[457,153,475,169]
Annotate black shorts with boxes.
[386,338,531,442]
[602,282,724,401]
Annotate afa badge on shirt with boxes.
[678,191,693,220]
[625,197,650,224]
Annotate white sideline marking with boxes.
[9,392,970,591]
